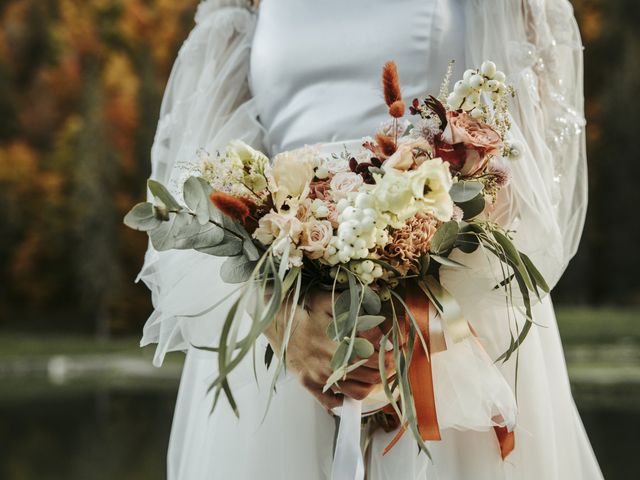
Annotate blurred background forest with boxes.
[0,0,638,337]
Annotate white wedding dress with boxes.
[137,0,604,478]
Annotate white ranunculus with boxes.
[267,146,318,208]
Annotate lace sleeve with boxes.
[455,0,587,292]
[138,0,264,366]
[523,0,588,268]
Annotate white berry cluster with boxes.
[329,260,384,286]
[446,61,507,119]
[323,192,389,266]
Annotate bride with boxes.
[137,0,604,478]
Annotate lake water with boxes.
[0,383,637,479]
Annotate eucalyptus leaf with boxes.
[458,194,486,220]
[419,254,431,276]
[334,290,351,317]
[331,340,350,371]
[196,236,243,257]
[362,286,381,315]
[430,221,459,254]
[353,337,375,359]
[492,230,534,292]
[449,181,484,203]
[147,179,182,211]
[220,255,257,284]
[175,222,225,250]
[148,213,183,251]
[521,253,550,293]
[324,366,347,392]
[431,254,467,269]
[356,315,386,332]
[326,311,350,341]
[183,176,213,225]
[123,202,162,231]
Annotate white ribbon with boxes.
[331,398,365,480]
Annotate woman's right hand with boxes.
[263,289,395,411]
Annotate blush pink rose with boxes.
[330,172,364,201]
[299,219,333,259]
[439,111,503,176]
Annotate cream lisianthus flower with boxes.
[372,157,453,226]
[266,146,318,208]
[408,158,454,221]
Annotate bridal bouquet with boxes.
[125,60,547,454]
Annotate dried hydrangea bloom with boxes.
[380,212,439,274]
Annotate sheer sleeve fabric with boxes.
[138,0,264,366]
[442,0,587,306]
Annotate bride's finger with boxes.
[303,377,343,410]
[345,367,381,385]
[363,349,395,370]
[336,380,376,401]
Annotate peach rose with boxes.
[253,211,303,246]
[439,111,503,176]
[299,219,333,260]
[383,138,432,172]
[330,171,364,201]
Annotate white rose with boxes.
[330,171,364,201]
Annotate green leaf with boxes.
[331,340,350,370]
[220,255,258,284]
[496,272,534,363]
[353,337,375,359]
[362,286,381,315]
[123,202,162,231]
[147,179,182,211]
[419,254,431,277]
[431,254,467,269]
[449,181,484,203]
[326,311,350,341]
[455,223,481,254]
[196,236,243,257]
[492,230,534,292]
[334,290,351,317]
[430,221,459,255]
[356,315,386,332]
[183,177,213,225]
[521,253,550,293]
[458,193,486,220]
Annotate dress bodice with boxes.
[249,0,466,156]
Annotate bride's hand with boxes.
[263,289,395,411]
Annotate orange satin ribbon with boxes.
[382,282,515,460]
[383,283,441,455]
